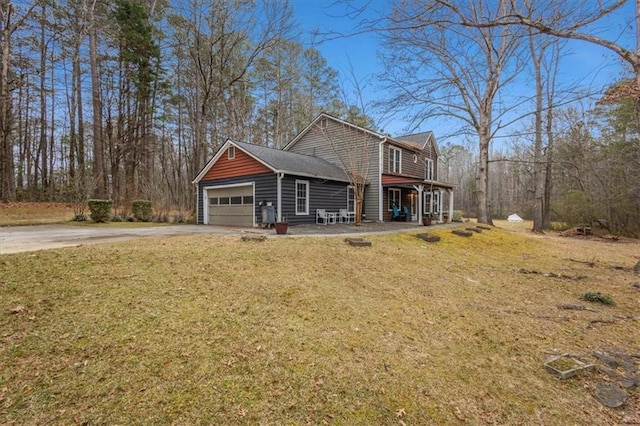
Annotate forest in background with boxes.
[0,0,638,236]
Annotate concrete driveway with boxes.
[0,224,251,254]
[0,222,461,254]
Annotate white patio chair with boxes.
[316,209,329,225]
[339,209,353,224]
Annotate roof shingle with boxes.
[233,141,350,182]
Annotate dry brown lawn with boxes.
[0,202,76,226]
[0,223,638,424]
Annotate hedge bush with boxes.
[132,200,153,222]
[87,199,113,223]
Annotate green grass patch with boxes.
[578,292,615,305]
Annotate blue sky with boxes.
[292,0,637,144]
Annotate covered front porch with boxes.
[381,175,455,224]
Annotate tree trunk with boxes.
[477,127,491,224]
[89,20,105,198]
[76,42,85,195]
[0,4,15,202]
[543,105,554,229]
[530,34,544,233]
[39,2,48,200]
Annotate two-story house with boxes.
[192,113,454,226]
[284,113,455,223]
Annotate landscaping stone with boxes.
[594,351,619,369]
[241,234,267,242]
[466,227,482,233]
[620,376,640,388]
[611,349,637,374]
[476,225,491,230]
[590,348,640,402]
[594,382,627,408]
[631,282,640,291]
[634,260,640,275]
[416,233,441,243]
[452,230,473,237]
[597,365,618,378]
[344,238,372,247]
[557,303,592,311]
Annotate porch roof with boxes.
[381,174,456,190]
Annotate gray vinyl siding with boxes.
[287,119,382,221]
[384,143,440,181]
[384,142,436,179]
[197,172,276,224]
[197,171,349,226]
[280,175,349,225]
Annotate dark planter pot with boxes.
[274,222,288,234]
[422,217,432,226]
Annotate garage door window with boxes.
[243,195,254,205]
[296,180,309,215]
[230,196,242,205]
[219,197,230,205]
[209,198,218,206]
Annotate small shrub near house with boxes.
[132,200,153,222]
[87,199,113,223]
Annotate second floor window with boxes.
[425,158,434,180]
[389,146,402,173]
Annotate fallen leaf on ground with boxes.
[11,305,25,314]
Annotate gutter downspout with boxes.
[199,183,205,225]
[276,172,284,222]
[379,137,386,222]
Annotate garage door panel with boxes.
[207,185,254,227]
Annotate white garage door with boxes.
[207,185,254,226]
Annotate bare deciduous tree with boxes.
[379,0,526,224]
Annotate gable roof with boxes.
[285,113,434,154]
[192,139,351,184]
[283,112,386,151]
[396,131,439,155]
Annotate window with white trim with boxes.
[388,188,401,211]
[433,191,440,214]
[347,186,355,212]
[295,180,309,215]
[424,191,440,214]
[425,158,434,180]
[228,146,235,159]
[389,146,402,173]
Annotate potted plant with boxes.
[422,214,432,226]
[275,216,288,234]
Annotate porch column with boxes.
[413,184,424,224]
[438,189,443,222]
[448,189,454,223]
